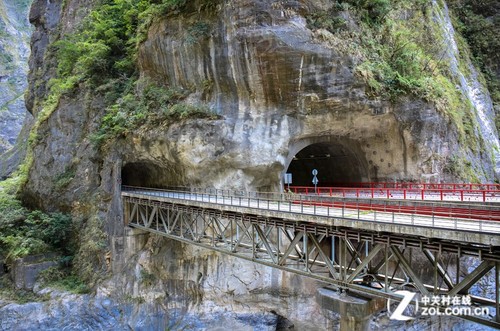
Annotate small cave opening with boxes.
[285,141,369,187]
[121,162,181,188]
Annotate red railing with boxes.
[122,186,500,224]
[291,198,500,222]
[288,186,500,202]
[314,182,500,190]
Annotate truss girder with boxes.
[123,197,500,328]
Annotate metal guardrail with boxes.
[121,186,500,233]
[318,182,500,190]
[289,186,500,202]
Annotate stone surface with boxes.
[11,253,59,290]
[316,288,386,321]
[13,0,500,330]
[21,0,500,211]
[102,231,334,330]
[0,0,31,161]
[316,288,388,331]
[0,288,280,331]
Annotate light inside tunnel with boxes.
[286,142,368,187]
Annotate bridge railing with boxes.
[321,182,500,190]
[121,185,500,223]
[288,186,500,202]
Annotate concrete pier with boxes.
[317,288,386,331]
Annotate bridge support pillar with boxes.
[111,227,149,275]
[316,288,385,331]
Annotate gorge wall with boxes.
[22,0,500,212]
[8,0,500,329]
[0,0,32,175]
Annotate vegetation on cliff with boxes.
[0,179,71,262]
[2,0,217,294]
[52,0,218,149]
[447,0,500,130]
[0,0,86,300]
[0,177,100,296]
[305,0,486,163]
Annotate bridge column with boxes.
[316,288,385,331]
[123,200,130,226]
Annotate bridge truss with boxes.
[123,195,500,328]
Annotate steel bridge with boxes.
[121,185,500,328]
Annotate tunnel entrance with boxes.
[121,162,181,188]
[285,141,368,187]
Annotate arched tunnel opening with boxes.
[284,139,371,268]
[121,162,181,188]
[286,141,369,187]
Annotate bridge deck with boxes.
[122,186,500,246]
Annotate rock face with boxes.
[0,0,31,164]
[106,229,328,329]
[14,0,500,330]
[0,287,281,331]
[22,0,500,212]
[130,0,499,189]
[11,253,59,290]
[131,0,430,190]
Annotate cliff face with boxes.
[130,0,461,190]
[14,0,500,329]
[0,0,32,175]
[22,0,500,212]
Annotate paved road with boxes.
[123,189,500,235]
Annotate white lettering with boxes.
[388,290,417,321]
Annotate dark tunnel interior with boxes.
[286,142,367,187]
[121,162,180,188]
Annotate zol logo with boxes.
[387,290,418,321]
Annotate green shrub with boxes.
[51,0,220,149]
[306,11,347,32]
[186,21,212,44]
[304,0,481,147]
[54,167,76,190]
[1,235,49,261]
[443,155,479,182]
[306,1,442,100]
[54,0,190,89]
[72,215,107,286]
[38,267,90,294]
[140,269,156,287]
[37,266,67,284]
[91,81,218,148]
[55,274,90,294]
[0,194,26,237]
[338,0,392,25]
[0,186,73,263]
[0,275,49,303]
[25,211,72,247]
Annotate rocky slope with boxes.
[0,0,31,171]
[7,0,500,330]
[21,0,500,212]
